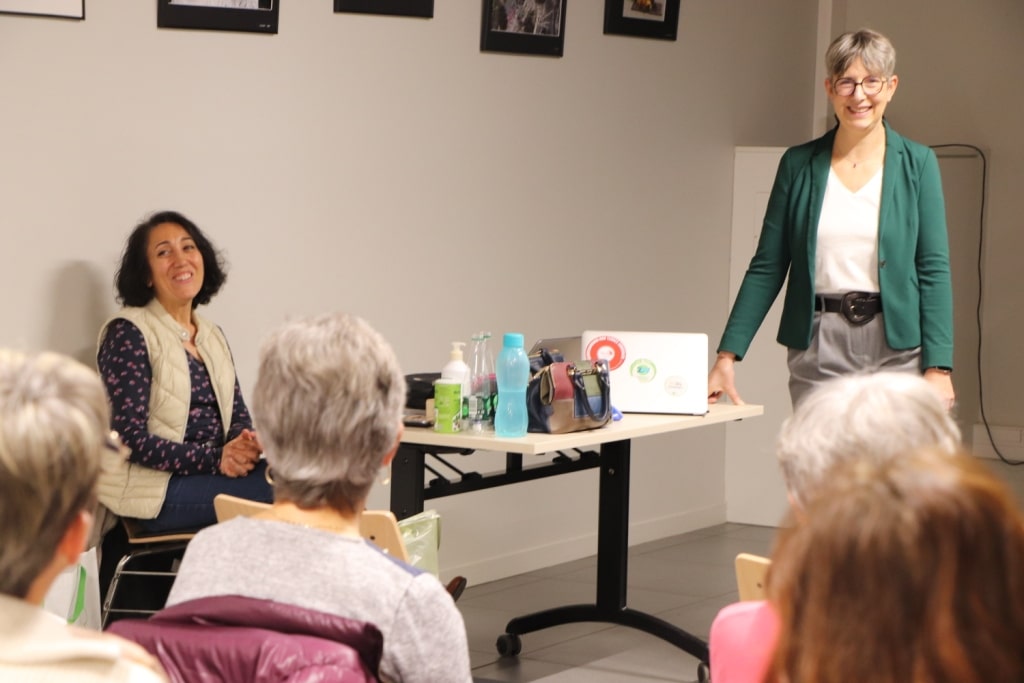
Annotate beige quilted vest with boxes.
[96,298,236,519]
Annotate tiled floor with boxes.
[460,523,778,683]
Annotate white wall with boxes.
[0,2,816,582]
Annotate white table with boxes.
[392,403,763,671]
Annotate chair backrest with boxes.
[109,595,382,683]
[213,494,409,562]
[359,510,410,563]
[213,493,270,523]
[735,552,771,601]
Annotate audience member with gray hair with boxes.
[0,349,166,682]
[168,312,472,683]
[710,371,963,683]
[776,371,961,508]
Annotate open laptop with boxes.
[528,336,582,362]
[581,330,708,415]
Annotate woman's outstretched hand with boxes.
[708,352,745,405]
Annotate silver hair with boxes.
[825,28,897,80]
[0,349,109,598]
[252,312,406,511]
[776,372,961,508]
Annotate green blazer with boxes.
[718,123,954,370]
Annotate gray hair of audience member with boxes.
[777,372,961,508]
[0,349,110,599]
[825,28,897,81]
[252,312,406,513]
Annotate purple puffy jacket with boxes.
[108,595,383,683]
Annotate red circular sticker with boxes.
[585,335,627,371]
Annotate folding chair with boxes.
[213,494,408,561]
[101,518,195,628]
[735,552,772,601]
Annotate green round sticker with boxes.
[630,358,656,383]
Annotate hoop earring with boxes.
[264,466,275,486]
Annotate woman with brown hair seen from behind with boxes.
[765,448,1024,683]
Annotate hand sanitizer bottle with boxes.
[441,341,471,427]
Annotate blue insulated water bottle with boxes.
[494,332,529,437]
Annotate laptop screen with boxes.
[528,336,582,362]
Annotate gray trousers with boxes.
[787,312,921,407]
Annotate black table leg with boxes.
[391,444,425,521]
[501,438,710,663]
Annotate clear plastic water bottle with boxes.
[495,332,529,437]
[468,332,496,432]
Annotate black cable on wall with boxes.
[930,143,1020,466]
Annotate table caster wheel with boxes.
[697,661,710,682]
[496,633,522,657]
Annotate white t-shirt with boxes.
[814,167,883,294]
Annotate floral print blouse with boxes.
[98,318,253,475]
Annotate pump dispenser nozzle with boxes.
[449,341,466,361]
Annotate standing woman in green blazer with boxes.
[708,28,955,409]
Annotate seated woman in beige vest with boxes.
[96,210,272,534]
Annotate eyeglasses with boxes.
[832,76,887,97]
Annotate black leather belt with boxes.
[815,292,882,325]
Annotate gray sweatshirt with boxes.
[167,516,472,683]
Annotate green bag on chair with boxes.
[43,546,101,629]
[397,509,441,577]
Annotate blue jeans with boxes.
[136,460,274,533]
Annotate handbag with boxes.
[527,348,612,434]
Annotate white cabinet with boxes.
[724,147,791,526]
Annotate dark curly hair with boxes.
[115,210,227,308]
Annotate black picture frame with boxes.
[481,0,567,57]
[157,0,279,35]
[603,0,679,41]
[0,0,84,19]
[334,0,432,18]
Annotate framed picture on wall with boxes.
[157,0,279,34]
[334,0,432,18]
[0,0,84,19]
[481,0,567,57]
[603,0,679,41]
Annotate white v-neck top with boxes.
[814,167,883,293]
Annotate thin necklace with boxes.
[267,509,352,534]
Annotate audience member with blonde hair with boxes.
[0,349,167,682]
[765,448,1024,682]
